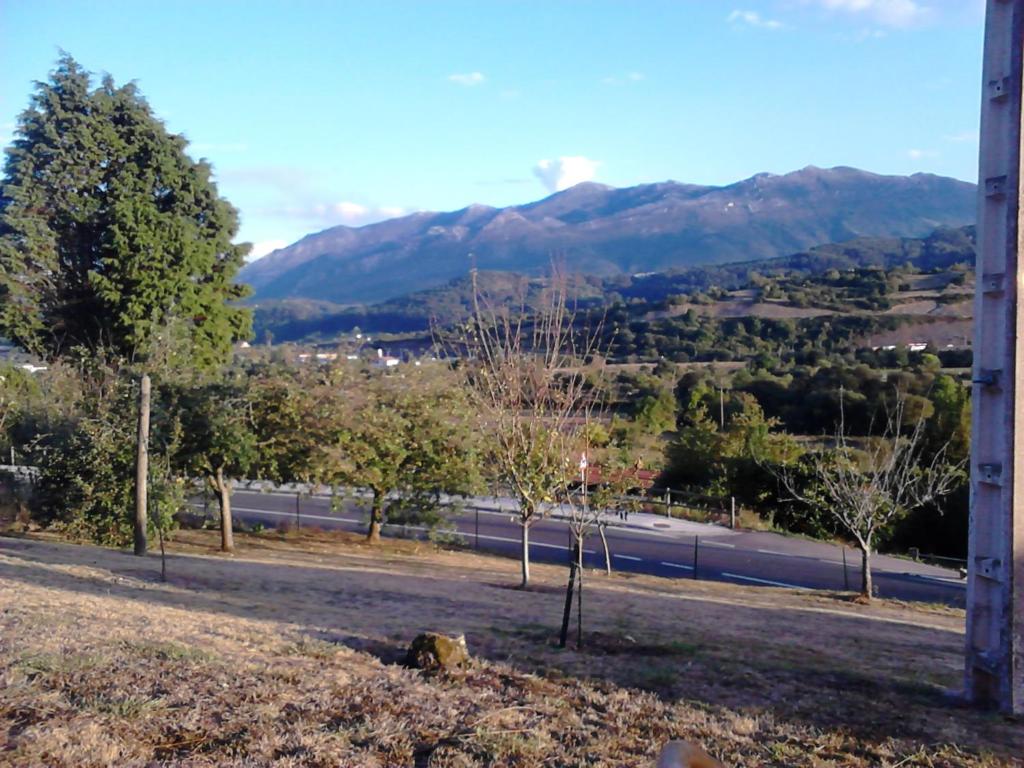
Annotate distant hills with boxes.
[251,226,977,344]
[240,166,976,306]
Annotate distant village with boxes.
[235,331,433,370]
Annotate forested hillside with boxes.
[253,226,977,361]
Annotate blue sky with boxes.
[1,0,986,259]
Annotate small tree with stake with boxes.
[559,448,601,648]
[774,392,964,600]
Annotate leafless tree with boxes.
[776,392,964,600]
[452,267,605,590]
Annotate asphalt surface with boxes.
[194,488,967,606]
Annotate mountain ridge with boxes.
[250,225,977,344]
[240,166,976,305]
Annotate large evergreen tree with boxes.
[0,55,251,367]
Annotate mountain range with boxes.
[251,226,977,344]
[240,166,977,305]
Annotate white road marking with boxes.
[195,503,594,553]
[903,573,967,588]
[721,572,800,589]
[215,505,363,525]
[205,501,963,595]
[234,491,728,542]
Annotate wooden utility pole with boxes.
[966,0,1024,714]
[133,373,151,557]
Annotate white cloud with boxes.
[332,201,368,219]
[448,72,485,86]
[944,130,978,144]
[248,239,288,261]
[602,71,646,85]
[812,0,930,28]
[533,156,600,193]
[907,148,939,160]
[727,10,785,29]
[852,27,888,40]
[272,201,410,228]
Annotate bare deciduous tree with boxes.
[453,268,603,589]
[776,393,964,600]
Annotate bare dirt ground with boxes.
[1,529,1021,767]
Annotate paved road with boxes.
[196,489,966,605]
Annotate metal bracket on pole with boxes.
[981,272,1006,294]
[966,0,1024,715]
[973,369,1003,387]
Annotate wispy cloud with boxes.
[602,71,646,85]
[219,165,412,234]
[218,166,314,190]
[907,148,939,160]
[269,201,411,228]
[727,10,785,29]
[944,130,978,144]
[533,156,600,193]
[447,71,486,86]
[851,27,888,41]
[811,0,931,29]
[248,239,289,261]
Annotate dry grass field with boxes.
[1,528,1021,767]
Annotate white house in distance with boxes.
[372,348,400,369]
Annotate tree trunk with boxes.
[860,544,873,600]
[598,523,612,575]
[133,373,151,556]
[367,491,383,542]
[215,467,234,553]
[519,519,531,588]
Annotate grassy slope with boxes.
[0,529,1020,767]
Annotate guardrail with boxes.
[0,464,38,481]
[907,548,968,575]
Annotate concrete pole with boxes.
[966,0,1024,714]
[133,373,151,557]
